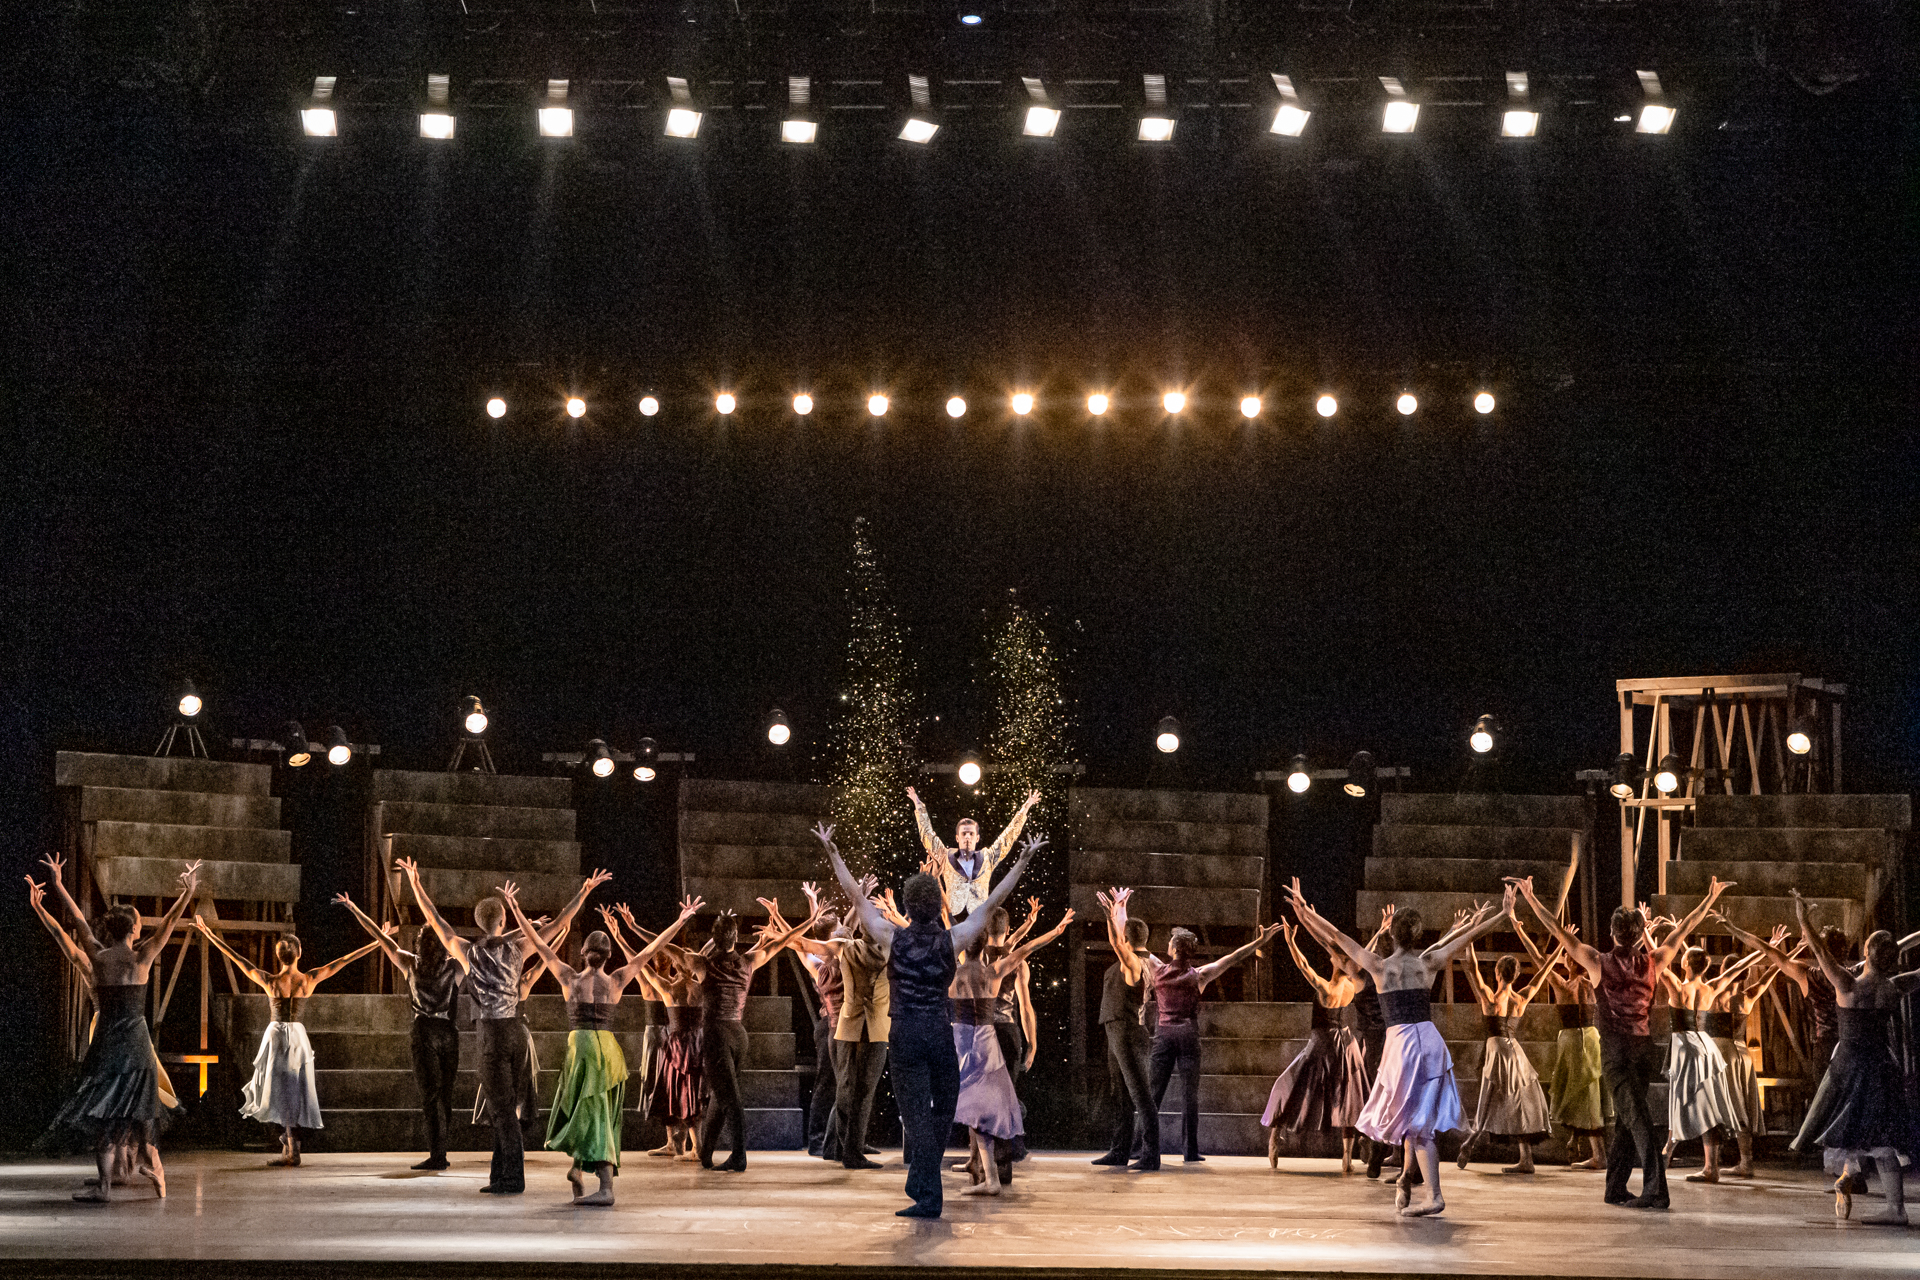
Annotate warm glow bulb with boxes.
[715,393,736,415]
[1024,106,1061,137]
[958,761,983,787]
[1787,731,1812,756]
[946,396,966,418]
[1138,117,1175,142]
[302,108,337,137]
[566,397,586,418]
[179,694,202,718]
[1316,395,1338,418]
[538,107,573,138]
[1287,771,1311,794]
[591,755,615,778]
[328,744,352,766]
[1474,392,1496,414]
[900,118,939,145]
[1155,732,1180,754]
[1240,396,1261,418]
[1471,730,1495,754]
[1011,393,1034,416]
[1087,393,1109,416]
[634,765,657,782]
[1383,100,1420,133]
[1609,780,1635,799]
[1271,104,1310,137]
[868,394,888,417]
[665,108,702,139]
[1654,768,1679,794]
[638,396,659,417]
[793,394,813,416]
[465,712,488,735]
[1397,393,1418,416]
[1501,110,1540,138]
[1163,391,1186,414]
[768,723,791,746]
[1637,104,1676,135]
[420,112,456,139]
[486,397,507,419]
[782,120,817,145]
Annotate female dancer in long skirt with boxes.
[1514,922,1608,1169]
[1708,923,1801,1178]
[1456,943,1559,1173]
[613,905,712,1160]
[1659,944,1760,1182]
[30,856,199,1201]
[197,913,386,1166]
[1262,916,1371,1172]
[1286,883,1513,1217]
[1787,890,1920,1224]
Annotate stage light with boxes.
[634,764,657,781]
[958,752,983,788]
[1163,391,1185,414]
[1316,395,1338,418]
[1155,717,1181,754]
[1637,103,1675,134]
[767,708,792,746]
[486,397,507,419]
[639,396,660,417]
[462,696,488,736]
[178,681,202,718]
[1287,754,1311,793]
[1787,715,1815,756]
[1240,396,1262,418]
[566,397,586,418]
[1011,393,1034,416]
[782,120,817,145]
[1087,393,1109,416]
[1024,106,1060,138]
[631,737,659,781]
[947,396,966,418]
[584,738,614,778]
[539,107,573,137]
[421,73,454,139]
[1502,110,1540,137]
[284,722,312,768]
[1383,101,1420,133]
[1139,117,1175,142]
[666,108,703,139]
[302,108,337,137]
[1654,753,1683,795]
[900,118,939,144]
[1474,391,1496,414]
[1470,714,1498,755]
[715,393,737,415]
[420,112,455,139]
[325,726,351,766]
[865,394,887,417]
[1609,752,1641,799]
[1344,751,1376,798]
[1397,393,1418,416]
[1271,104,1310,136]
[961,12,982,24]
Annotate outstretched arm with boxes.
[1793,890,1853,997]
[1422,886,1516,969]
[36,855,101,953]
[396,857,472,972]
[501,882,575,985]
[134,862,203,965]
[994,908,1074,974]
[1510,877,1603,982]
[981,791,1042,874]
[305,936,389,985]
[1283,884,1386,982]
[1007,896,1043,947]
[1102,889,1146,986]
[907,787,948,864]
[599,905,640,963]
[1278,919,1334,1001]
[813,823,893,948]
[1460,943,1494,1005]
[1653,877,1735,971]
[527,869,613,959]
[1712,912,1810,995]
[195,917,273,989]
[747,898,822,971]
[1518,944,1566,1008]
[335,892,411,972]
[950,837,1044,957]
[1196,923,1285,988]
[27,879,94,978]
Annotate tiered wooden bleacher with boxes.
[55,751,298,1094]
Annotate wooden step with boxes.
[1373,824,1578,861]
[681,844,829,883]
[373,770,573,810]
[1381,794,1586,830]
[1667,860,1867,902]
[679,809,826,846]
[1694,794,1910,831]
[1067,884,1260,929]
[1679,827,1898,866]
[392,866,586,914]
[375,800,576,841]
[680,779,832,817]
[386,832,581,876]
[79,786,282,829]
[97,856,300,903]
[1072,821,1268,858]
[1365,856,1569,894]
[57,751,271,795]
[94,820,290,864]
[1355,891,1523,934]
[1667,893,1863,939]
[1071,849,1265,888]
[1072,787,1267,826]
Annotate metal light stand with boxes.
[449,735,495,773]
[155,719,208,758]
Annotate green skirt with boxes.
[546,1029,628,1170]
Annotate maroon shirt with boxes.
[1596,946,1658,1038]
[811,952,844,1025]
[703,950,753,1022]
[1152,961,1203,1024]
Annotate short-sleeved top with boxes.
[1596,946,1658,1038]
[409,956,461,1020]
[703,950,753,1022]
[1099,960,1147,1027]
[888,920,957,1021]
[1152,961,1203,1025]
[835,936,891,1043]
[467,934,525,1021]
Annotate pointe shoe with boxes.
[1267,1128,1281,1170]
[1728,1164,1754,1179]
[142,1163,166,1198]
[1685,1170,1719,1184]
[646,1143,676,1158]
[1403,1194,1446,1218]
[1395,1180,1412,1214]
[1835,1179,1853,1220]
[1569,1157,1601,1170]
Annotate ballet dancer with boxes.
[1110,888,1282,1169]
[1455,941,1560,1173]
[908,785,1042,918]
[196,910,385,1166]
[1707,921,1803,1177]
[1513,919,1608,1170]
[1659,945,1761,1182]
[596,905,673,1156]
[1262,916,1371,1173]
[984,900,1043,1163]
[31,856,198,1201]
[1512,873,1733,1210]
[698,899,821,1171]
[607,903,710,1161]
[814,821,1041,1219]
[399,856,610,1194]
[948,903,1073,1195]
[1091,890,1157,1168]
[499,882,699,1204]
[1287,884,1513,1217]
[763,884,849,1159]
[832,906,893,1170]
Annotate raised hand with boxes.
[811,821,836,847]
[1026,895,1042,917]
[905,786,920,806]
[25,878,44,909]
[1768,924,1791,949]
[178,860,202,889]
[1017,834,1048,860]
[679,895,704,917]
[1707,876,1735,899]
[380,920,399,937]
[598,904,620,929]
[755,896,782,917]
[1380,904,1395,930]
[396,856,421,880]
[499,880,521,905]
[617,902,640,926]
[1024,790,1042,809]
[332,891,354,907]
[1452,907,1472,930]
[857,873,879,898]
[584,868,613,892]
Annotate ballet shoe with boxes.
[411,1157,450,1171]
[895,1204,941,1219]
[646,1143,676,1158]
[72,1189,111,1204]
[1834,1179,1853,1220]
[674,1150,701,1163]
[1728,1164,1754,1179]
[142,1164,166,1198]
[1456,1143,1473,1171]
[1685,1170,1719,1184]
[1569,1157,1601,1170]
[1091,1153,1129,1167]
[1394,1181,1412,1213]
[1402,1194,1446,1218]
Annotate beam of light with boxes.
[715,393,737,415]
[420,113,456,139]
[1271,104,1310,136]
[1163,391,1186,414]
[1010,392,1034,416]
[867,394,889,416]
[538,107,573,138]
[1474,391,1496,414]
[1138,117,1175,142]
[1382,101,1420,133]
[1315,395,1338,418]
[1024,106,1061,137]
[638,396,659,416]
[1501,110,1540,137]
[566,397,586,418]
[486,397,507,418]
[960,12,982,24]
[1087,393,1109,416]
[900,118,938,144]
[666,108,703,139]
[1240,395,1261,418]
[946,396,966,418]
[1637,104,1676,134]
[1397,393,1418,415]
[301,109,337,137]
[793,394,813,415]
[781,120,817,144]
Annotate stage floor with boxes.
[0,1150,1909,1279]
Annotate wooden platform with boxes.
[0,1151,1907,1279]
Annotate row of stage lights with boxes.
[488,387,1500,422]
[296,72,1680,145]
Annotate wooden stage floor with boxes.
[0,1150,1910,1280]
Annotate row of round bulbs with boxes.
[488,389,1498,421]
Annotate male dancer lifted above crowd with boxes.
[908,786,1042,918]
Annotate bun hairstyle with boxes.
[1495,954,1521,984]
[580,930,613,968]
[98,905,139,943]
[1388,908,1424,951]
[276,934,303,964]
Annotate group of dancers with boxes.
[24,786,1920,1225]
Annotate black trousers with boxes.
[700,1018,750,1165]
[476,1017,526,1191]
[807,1014,839,1155]
[891,1013,960,1215]
[1102,1019,1158,1162]
[833,1033,890,1164]
[1602,1032,1668,1204]
[1148,1019,1202,1161]
[410,1015,460,1159]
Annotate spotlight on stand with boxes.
[420,73,455,139]
[178,680,204,719]
[463,697,489,736]
[1654,753,1683,795]
[450,696,494,773]
[633,737,658,782]
[327,726,352,766]
[1380,78,1419,133]
[1344,751,1377,797]
[157,680,211,756]
[665,77,702,139]
[901,74,939,144]
[1286,754,1312,794]
[766,709,792,746]
[587,738,615,778]
[284,722,313,768]
[957,751,983,788]
[1609,752,1642,799]
[1787,715,1815,756]
[1155,716,1182,754]
[1469,715,1498,755]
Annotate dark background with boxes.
[2,2,1915,1148]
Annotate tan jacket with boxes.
[834,935,891,1043]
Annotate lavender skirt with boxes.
[953,1023,1024,1140]
[1357,1022,1462,1145]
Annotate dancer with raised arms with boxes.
[1286,884,1513,1217]
[1262,916,1371,1173]
[907,785,1042,919]
[604,902,711,1162]
[698,898,822,1171]
[31,856,199,1201]
[814,821,1043,1219]
[1659,944,1761,1182]
[1455,939,1561,1174]
[1091,889,1157,1169]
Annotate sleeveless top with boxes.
[267,992,305,1024]
[1484,1013,1520,1039]
[951,996,998,1026]
[1379,987,1433,1026]
[1556,1002,1592,1029]
[1311,1001,1342,1031]
[703,951,753,1022]
[993,984,1019,1026]
[410,958,460,1020]
[1836,1003,1893,1048]
[1807,971,1840,1040]
[665,1004,705,1034]
[1596,947,1657,1038]
[1099,960,1147,1027]
[569,1002,616,1031]
[811,953,844,1025]
[888,921,957,1020]
[1353,974,1387,1039]
[467,934,524,1020]
[1703,1008,1735,1038]
[1152,963,1203,1025]
[96,983,146,1023]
